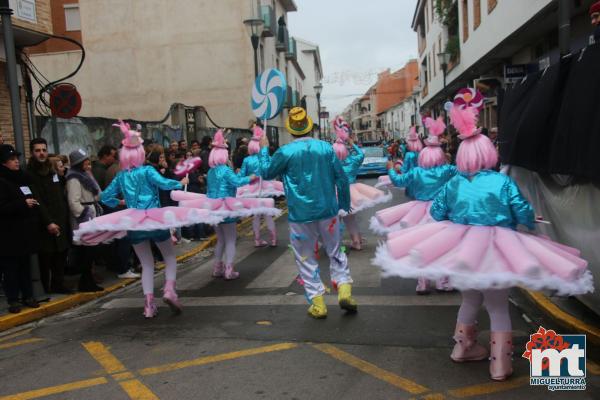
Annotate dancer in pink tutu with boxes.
[375,126,422,192]
[370,116,457,293]
[207,129,257,280]
[373,105,593,381]
[86,121,223,319]
[237,125,284,247]
[332,116,391,250]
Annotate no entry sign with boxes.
[50,84,82,118]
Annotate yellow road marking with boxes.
[0,329,32,343]
[312,343,430,395]
[83,341,159,400]
[138,342,298,376]
[118,380,160,400]
[524,290,600,345]
[0,377,108,400]
[112,372,135,381]
[0,338,43,350]
[447,376,529,398]
[82,342,127,374]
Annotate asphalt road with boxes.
[0,177,598,400]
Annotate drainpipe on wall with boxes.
[0,0,26,163]
[558,0,571,57]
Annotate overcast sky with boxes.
[288,0,419,116]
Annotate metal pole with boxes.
[0,0,26,164]
[442,67,449,127]
[558,0,571,56]
[251,34,260,78]
[316,94,321,139]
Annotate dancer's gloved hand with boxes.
[180,176,190,186]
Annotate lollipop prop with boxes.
[174,157,202,192]
[251,68,287,132]
[453,87,484,112]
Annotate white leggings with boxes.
[132,239,177,295]
[457,289,512,332]
[215,223,237,265]
[252,215,276,239]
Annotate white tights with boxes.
[132,239,177,295]
[215,223,237,265]
[252,215,275,239]
[457,289,512,332]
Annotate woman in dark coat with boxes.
[0,145,41,313]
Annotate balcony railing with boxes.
[261,5,276,37]
[276,25,289,52]
[285,37,297,60]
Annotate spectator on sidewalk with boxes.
[0,144,41,313]
[92,145,117,190]
[27,138,72,294]
[199,136,212,175]
[591,1,600,42]
[66,149,104,292]
[178,139,188,153]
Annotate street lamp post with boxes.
[243,17,264,78]
[0,0,26,164]
[314,83,323,139]
[437,51,451,126]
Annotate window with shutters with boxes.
[462,0,469,42]
[474,0,481,29]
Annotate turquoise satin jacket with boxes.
[259,138,350,223]
[388,164,457,201]
[239,154,261,177]
[207,165,252,199]
[401,151,419,174]
[430,170,535,230]
[342,144,365,184]
[101,165,182,209]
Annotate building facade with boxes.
[27,0,319,146]
[412,0,596,129]
[295,37,323,138]
[1,0,52,156]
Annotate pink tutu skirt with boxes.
[347,183,391,214]
[369,200,433,235]
[236,179,285,198]
[372,221,593,295]
[375,175,393,189]
[73,207,223,245]
[171,191,281,219]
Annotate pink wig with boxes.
[248,125,263,155]
[208,129,229,168]
[456,132,498,174]
[406,126,423,152]
[332,116,350,161]
[418,146,447,168]
[114,120,145,170]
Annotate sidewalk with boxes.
[0,206,287,332]
[522,289,600,345]
[0,238,214,331]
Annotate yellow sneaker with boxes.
[338,283,358,313]
[307,295,327,319]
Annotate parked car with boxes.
[357,146,389,176]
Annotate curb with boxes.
[523,290,600,345]
[0,208,287,333]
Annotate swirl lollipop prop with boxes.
[174,157,202,192]
[453,87,484,112]
[251,68,287,132]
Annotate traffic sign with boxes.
[50,84,82,118]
